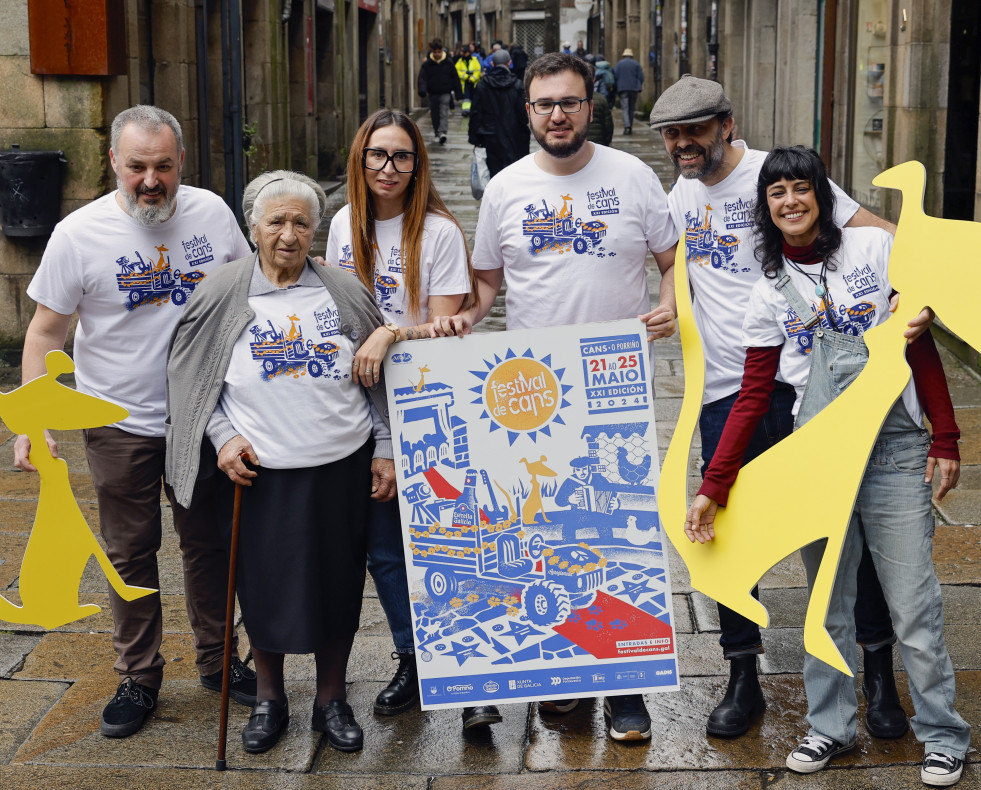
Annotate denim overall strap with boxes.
[771,268,871,430]
[795,327,870,429]
[774,273,821,330]
[775,269,923,435]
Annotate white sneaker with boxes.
[786,734,856,773]
[921,753,964,786]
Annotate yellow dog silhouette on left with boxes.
[1,350,155,629]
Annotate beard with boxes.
[673,130,725,180]
[117,176,180,226]
[533,121,589,159]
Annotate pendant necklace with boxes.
[784,256,828,298]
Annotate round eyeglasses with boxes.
[529,98,589,115]
[362,148,418,173]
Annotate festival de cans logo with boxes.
[470,348,573,445]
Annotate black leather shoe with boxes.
[707,655,765,737]
[200,656,258,707]
[242,699,289,753]
[101,678,158,738]
[862,645,908,738]
[374,652,419,715]
[462,705,502,729]
[313,699,364,752]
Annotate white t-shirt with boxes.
[220,271,371,469]
[473,144,678,330]
[324,205,472,325]
[27,186,251,436]
[742,227,921,421]
[666,143,860,403]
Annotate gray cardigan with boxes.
[165,253,391,507]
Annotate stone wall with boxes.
[0,0,111,345]
[879,0,951,220]
[773,0,819,149]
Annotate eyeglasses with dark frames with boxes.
[362,148,418,173]
[529,98,589,115]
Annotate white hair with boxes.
[242,170,327,242]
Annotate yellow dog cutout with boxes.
[0,350,156,629]
[659,161,978,675]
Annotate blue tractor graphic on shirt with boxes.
[374,272,400,313]
[522,196,608,255]
[783,301,878,354]
[115,245,206,309]
[684,207,742,273]
[249,315,339,378]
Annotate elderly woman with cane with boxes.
[166,170,395,755]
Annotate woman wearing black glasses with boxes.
[323,107,477,722]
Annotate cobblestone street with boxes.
[0,110,978,789]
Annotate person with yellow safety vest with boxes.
[455,47,482,117]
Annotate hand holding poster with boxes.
[386,319,678,709]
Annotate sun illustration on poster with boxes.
[469,347,573,445]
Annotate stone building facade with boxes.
[0,0,424,345]
[0,0,978,350]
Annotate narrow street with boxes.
[0,109,978,789]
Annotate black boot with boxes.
[862,645,908,738]
[374,652,419,715]
[706,655,765,737]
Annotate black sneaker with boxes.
[100,678,158,738]
[200,656,257,707]
[603,694,651,741]
[921,753,964,786]
[439,134,447,145]
[786,734,856,773]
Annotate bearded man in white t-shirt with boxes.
[14,106,256,739]
[434,52,679,743]
[649,75,925,742]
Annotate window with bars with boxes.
[513,19,546,57]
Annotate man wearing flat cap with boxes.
[649,74,915,742]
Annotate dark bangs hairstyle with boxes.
[753,145,841,279]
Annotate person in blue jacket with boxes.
[613,48,644,135]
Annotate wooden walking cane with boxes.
[216,454,248,771]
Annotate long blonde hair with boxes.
[346,109,477,321]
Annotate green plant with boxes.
[242,121,258,159]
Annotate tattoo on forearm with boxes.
[405,328,422,340]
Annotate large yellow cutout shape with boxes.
[0,351,155,629]
[659,161,979,675]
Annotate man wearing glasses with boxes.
[434,52,679,742]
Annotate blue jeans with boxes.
[796,327,968,755]
[367,498,414,654]
[699,384,895,656]
[618,91,638,129]
[800,420,970,755]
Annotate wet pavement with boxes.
[0,111,979,788]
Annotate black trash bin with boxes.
[0,145,66,237]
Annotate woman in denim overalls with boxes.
[684,147,970,787]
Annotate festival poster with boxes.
[385,319,678,709]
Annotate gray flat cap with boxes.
[491,48,511,65]
[649,74,732,129]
